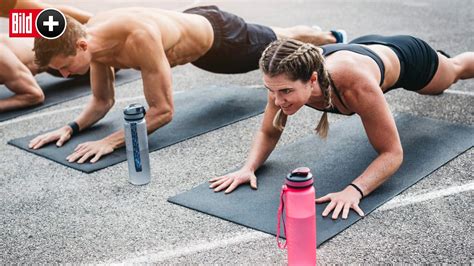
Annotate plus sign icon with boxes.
[36,8,67,39]
[9,8,66,39]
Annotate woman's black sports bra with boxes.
[305,43,385,115]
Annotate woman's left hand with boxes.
[315,186,365,220]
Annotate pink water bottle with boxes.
[277,167,316,265]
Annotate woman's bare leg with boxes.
[418,52,474,95]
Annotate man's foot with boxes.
[330,29,348,44]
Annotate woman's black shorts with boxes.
[350,34,440,91]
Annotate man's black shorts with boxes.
[184,5,277,74]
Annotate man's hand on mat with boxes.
[29,126,72,149]
[66,139,114,164]
[209,169,257,194]
[315,186,365,220]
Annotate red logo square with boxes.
[9,9,41,38]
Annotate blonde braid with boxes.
[279,43,315,66]
[272,108,286,131]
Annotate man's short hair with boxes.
[33,15,86,67]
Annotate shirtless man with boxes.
[29,5,347,164]
[0,0,92,112]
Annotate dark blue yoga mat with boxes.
[168,113,474,246]
[0,69,141,122]
[8,86,268,173]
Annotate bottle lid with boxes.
[124,104,146,121]
[285,167,313,188]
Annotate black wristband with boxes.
[67,121,80,136]
[349,183,364,198]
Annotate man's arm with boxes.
[100,27,174,149]
[66,25,173,164]
[74,62,116,131]
[0,46,44,112]
[29,62,115,150]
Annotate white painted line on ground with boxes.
[109,182,473,264]
[377,181,474,211]
[110,232,271,264]
[444,90,474,96]
[0,92,184,127]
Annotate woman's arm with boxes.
[316,60,403,219]
[346,70,403,196]
[243,96,286,172]
[209,93,285,193]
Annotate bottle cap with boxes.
[285,167,313,188]
[124,104,146,121]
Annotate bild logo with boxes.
[9,8,67,39]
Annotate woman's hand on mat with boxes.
[29,126,72,149]
[209,168,257,194]
[315,186,365,220]
[66,139,114,164]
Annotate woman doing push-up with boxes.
[209,34,474,220]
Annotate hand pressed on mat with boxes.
[209,168,258,194]
[66,139,114,164]
[315,185,365,220]
[28,125,72,149]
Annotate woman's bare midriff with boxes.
[364,44,401,91]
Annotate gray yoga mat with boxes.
[168,113,474,246]
[8,86,268,173]
[0,69,141,122]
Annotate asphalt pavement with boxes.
[0,0,473,264]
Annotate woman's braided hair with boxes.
[259,39,333,138]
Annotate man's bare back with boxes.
[85,7,214,69]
